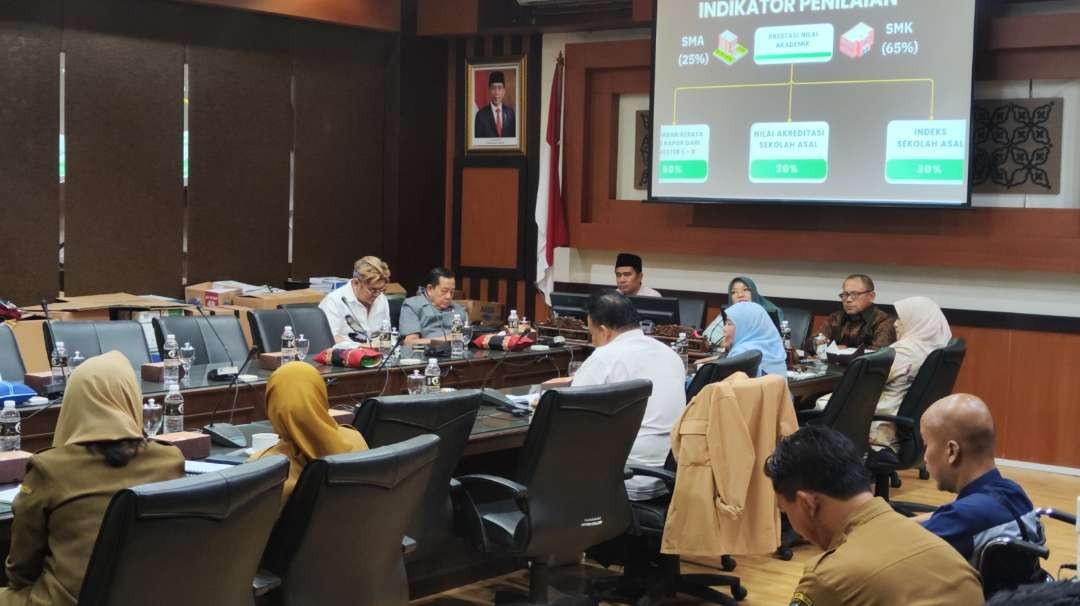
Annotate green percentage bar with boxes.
[658,159,708,181]
[886,159,964,182]
[750,159,828,181]
[756,51,832,62]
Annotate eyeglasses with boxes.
[838,290,872,301]
[361,282,386,296]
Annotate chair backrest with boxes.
[685,350,762,400]
[78,456,288,606]
[780,307,813,350]
[261,435,439,606]
[44,320,151,368]
[247,307,334,354]
[514,380,651,557]
[893,338,967,466]
[677,297,707,329]
[352,390,482,557]
[387,294,405,328]
[807,348,894,458]
[976,536,1051,599]
[0,324,27,382]
[152,315,248,365]
[276,303,319,309]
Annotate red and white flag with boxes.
[535,53,570,303]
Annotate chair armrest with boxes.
[1037,508,1078,526]
[797,408,825,424]
[872,414,916,430]
[252,570,282,597]
[457,474,530,513]
[624,466,633,480]
[402,535,417,555]
[626,465,677,491]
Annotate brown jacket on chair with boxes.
[661,372,798,557]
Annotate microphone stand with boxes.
[201,346,258,448]
[193,303,240,381]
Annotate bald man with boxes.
[917,394,1041,563]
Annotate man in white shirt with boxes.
[318,256,392,343]
[614,252,662,298]
[572,291,686,500]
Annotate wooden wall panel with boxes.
[417,0,478,37]
[1003,331,1080,468]
[185,7,291,287]
[0,1,61,306]
[950,326,1016,460]
[173,0,400,31]
[292,22,393,279]
[460,167,519,269]
[63,0,185,296]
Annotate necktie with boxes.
[495,108,502,137]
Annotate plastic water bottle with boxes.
[162,334,180,386]
[450,314,464,357]
[508,309,519,331]
[380,319,392,348]
[50,341,69,386]
[280,325,297,363]
[781,321,799,370]
[162,384,185,434]
[423,358,441,393]
[388,327,400,363]
[673,332,690,375]
[0,401,20,452]
[69,350,86,371]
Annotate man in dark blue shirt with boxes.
[917,394,1041,562]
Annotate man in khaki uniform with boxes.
[764,426,984,606]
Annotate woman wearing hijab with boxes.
[702,276,783,345]
[720,302,788,377]
[249,362,368,500]
[871,296,952,452]
[0,351,185,606]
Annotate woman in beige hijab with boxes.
[249,362,368,500]
[0,351,184,606]
[871,296,953,452]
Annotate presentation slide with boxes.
[650,0,977,206]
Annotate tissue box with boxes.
[156,432,211,460]
[260,353,285,371]
[0,451,32,483]
[141,363,187,383]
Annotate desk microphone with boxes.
[193,303,240,381]
[373,332,406,371]
[341,296,369,342]
[201,345,258,448]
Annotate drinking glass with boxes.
[296,334,310,361]
[179,342,196,372]
[143,401,163,437]
[460,325,473,351]
[568,361,583,377]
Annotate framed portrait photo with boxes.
[466,56,526,154]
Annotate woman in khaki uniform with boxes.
[0,351,185,606]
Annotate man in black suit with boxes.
[474,70,515,139]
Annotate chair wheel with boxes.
[919,468,929,480]
[732,584,748,601]
[775,546,793,561]
[720,555,736,571]
[890,472,902,489]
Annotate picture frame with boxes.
[465,56,526,154]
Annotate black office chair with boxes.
[152,315,249,366]
[779,307,812,351]
[457,380,651,605]
[259,435,440,606]
[975,507,1073,599]
[867,339,966,507]
[351,390,483,560]
[247,308,334,354]
[77,456,289,606]
[387,294,405,328]
[0,324,27,382]
[677,297,707,330]
[276,303,318,309]
[44,320,151,368]
[686,350,762,400]
[797,348,895,458]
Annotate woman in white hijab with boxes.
[871,296,952,452]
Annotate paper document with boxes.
[184,460,236,475]
[0,486,21,504]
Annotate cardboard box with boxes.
[156,431,211,460]
[23,371,56,391]
[385,282,407,296]
[259,352,285,371]
[328,407,354,425]
[184,282,241,308]
[5,320,50,373]
[458,300,506,324]
[23,293,188,321]
[0,451,32,483]
[234,288,325,310]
